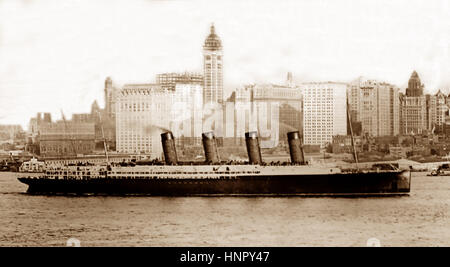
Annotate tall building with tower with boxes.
[104,77,118,119]
[203,24,223,105]
[400,71,428,135]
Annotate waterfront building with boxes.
[27,112,96,157]
[347,77,399,136]
[27,77,117,155]
[38,120,95,157]
[301,82,347,147]
[203,24,223,105]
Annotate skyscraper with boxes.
[427,90,448,134]
[203,24,223,105]
[347,77,399,137]
[302,82,347,147]
[400,71,427,134]
[116,84,173,158]
[104,77,117,119]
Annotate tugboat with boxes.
[0,154,22,172]
[429,163,450,176]
[17,131,411,196]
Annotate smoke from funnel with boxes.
[123,121,170,135]
[144,125,171,135]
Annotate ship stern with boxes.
[395,170,411,193]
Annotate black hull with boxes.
[18,171,410,196]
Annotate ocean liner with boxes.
[17,131,411,196]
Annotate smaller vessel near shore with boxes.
[428,163,450,176]
[0,156,22,172]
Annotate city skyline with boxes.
[0,0,449,128]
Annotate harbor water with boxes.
[0,172,448,246]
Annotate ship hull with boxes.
[18,171,410,196]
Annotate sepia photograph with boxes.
[0,0,448,253]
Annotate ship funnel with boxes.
[245,131,263,165]
[161,132,178,165]
[202,131,220,164]
[287,131,305,164]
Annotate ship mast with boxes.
[97,111,109,164]
[346,99,359,170]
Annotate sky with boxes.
[0,0,449,129]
